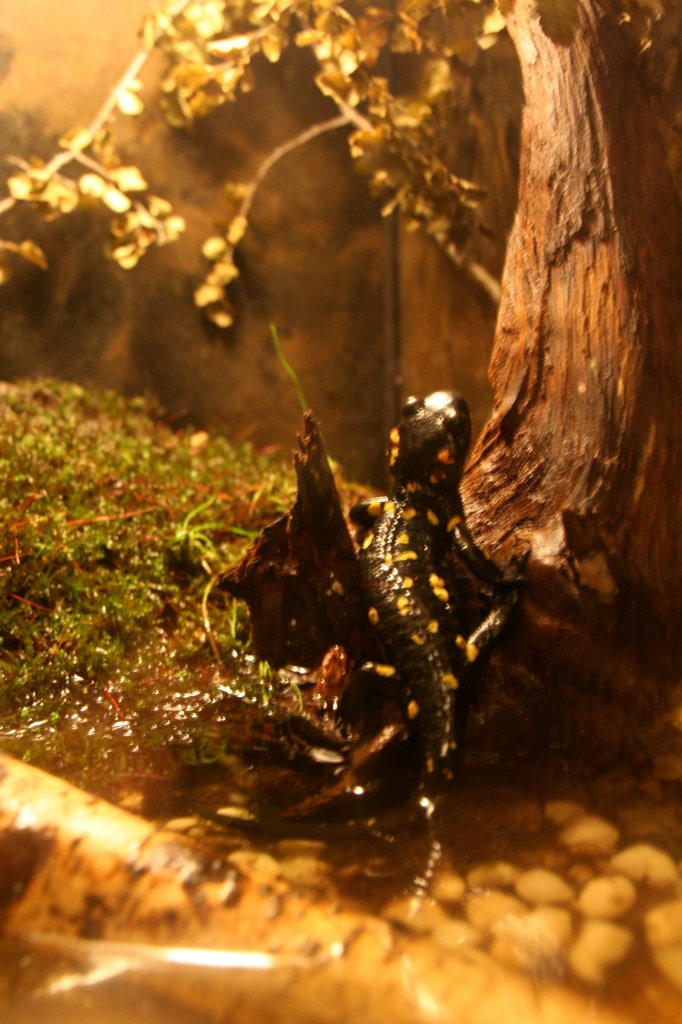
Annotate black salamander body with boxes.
[350,391,520,780]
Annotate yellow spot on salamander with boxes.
[406,481,421,493]
[426,509,439,526]
[384,501,395,514]
[456,635,479,662]
[375,663,396,678]
[367,499,384,518]
[407,700,420,719]
[450,740,458,751]
[368,607,379,624]
[437,447,455,465]
[427,620,439,634]
[362,531,374,550]
[446,515,462,532]
[411,632,426,645]
[403,577,414,588]
[426,756,435,774]
[393,550,418,562]
[401,507,417,521]
[396,531,410,545]
[429,573,449,602]
[389,446,399,467]
[442,672,459,690]
[389,427,400,445]
[429,471,446,484]
[396,596,410,610]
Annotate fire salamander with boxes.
[348,391,523,782]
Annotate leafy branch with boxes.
[1,0,674,317]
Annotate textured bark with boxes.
[462,0,682,754]
[221,412,373,669]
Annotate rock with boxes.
[491,906,573,976]
[652,945,682,992]
[645,900,682,948]
[465,890,526,934]
[610,843,678,889]
[558,815,620,857]
[545,800,585,825]
[383,895,448,934]
[432,919,482,951]
[432,870,466,905]
[466,860,520,889]
[577,875,637,919]
[514,869,575,905]
[569,920,633,986]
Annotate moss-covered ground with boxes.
[0,379,295,798]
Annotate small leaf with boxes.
[110,166,149,192]
[534,0,579,45]
[59,127,93,152]
[483,9,507,34]
[206,305,234,329]
[18,240,48,269]
[148,195,173,218]
[116,89,145,116]
[202,236,228,260]
[163,215,186,241]
[194,282,224,307]
[206,34,252,55]
[111,242,141,269]
[78,173,107,198]
[226,215,247,246]
[261,27,286,63]
[7,174,34,200]
[102,187,132,213]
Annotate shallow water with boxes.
[3,661,682,1024]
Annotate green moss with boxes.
[0,379,294,790]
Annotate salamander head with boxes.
[389,391,471,491]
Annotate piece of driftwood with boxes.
[221,411,373,671]
[0,751,627,1024]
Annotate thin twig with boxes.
[66,506,162,527]
[237,113,353,225]
[0,0,191,220]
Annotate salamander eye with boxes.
[402,396,421,418]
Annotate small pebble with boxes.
[278,855,328,887]
[465,891,526,934]
[577,875,637,919]
[432,919,482,951]
[610,843,678,889]
[652,945,682,992]
[645,899,682,948]
[514,868,574,905]
[545,800,585,825]
[466,861,520,889]
[228,849,281,883]
[163,816,201,833]
[569,919,633,985]
[383,895,448,934]
[558,814,620,857]
[491,906,572,975]
[432,870,466,905]
[275,838,326,857]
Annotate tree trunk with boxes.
[462,0,682,759]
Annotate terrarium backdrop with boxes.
[0,0,520,483]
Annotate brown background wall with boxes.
[0,0,521,483]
